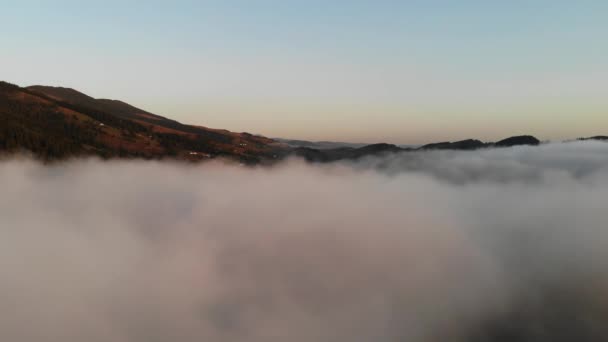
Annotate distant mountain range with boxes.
[0,81,605,163]
[291,136,543,162]
[273,138,370,150]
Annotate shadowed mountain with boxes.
[293,143,405,162]
[420,136,541,151]
[1,81,282,162]
[579,136,608,141]
[420,139,487,151]
[274,138,369,150]
[292,135,549,163]
[495,135,540,147]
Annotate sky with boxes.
[1,0,607,144]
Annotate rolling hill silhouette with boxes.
[1,81,281,162]
[1,81,603,163]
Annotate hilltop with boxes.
[0,81,282,163]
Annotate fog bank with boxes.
[2,141,608,341]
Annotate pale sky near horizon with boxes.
[1,1,607,144]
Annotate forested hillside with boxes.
[0,81,283,162]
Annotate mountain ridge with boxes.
[1,81,605,163]
[1,81,282,162]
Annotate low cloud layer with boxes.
[2,141,608,341]
[352,140,608,184]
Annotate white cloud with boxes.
[1,141,608,341]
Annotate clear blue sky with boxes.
[2,0,607,143]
